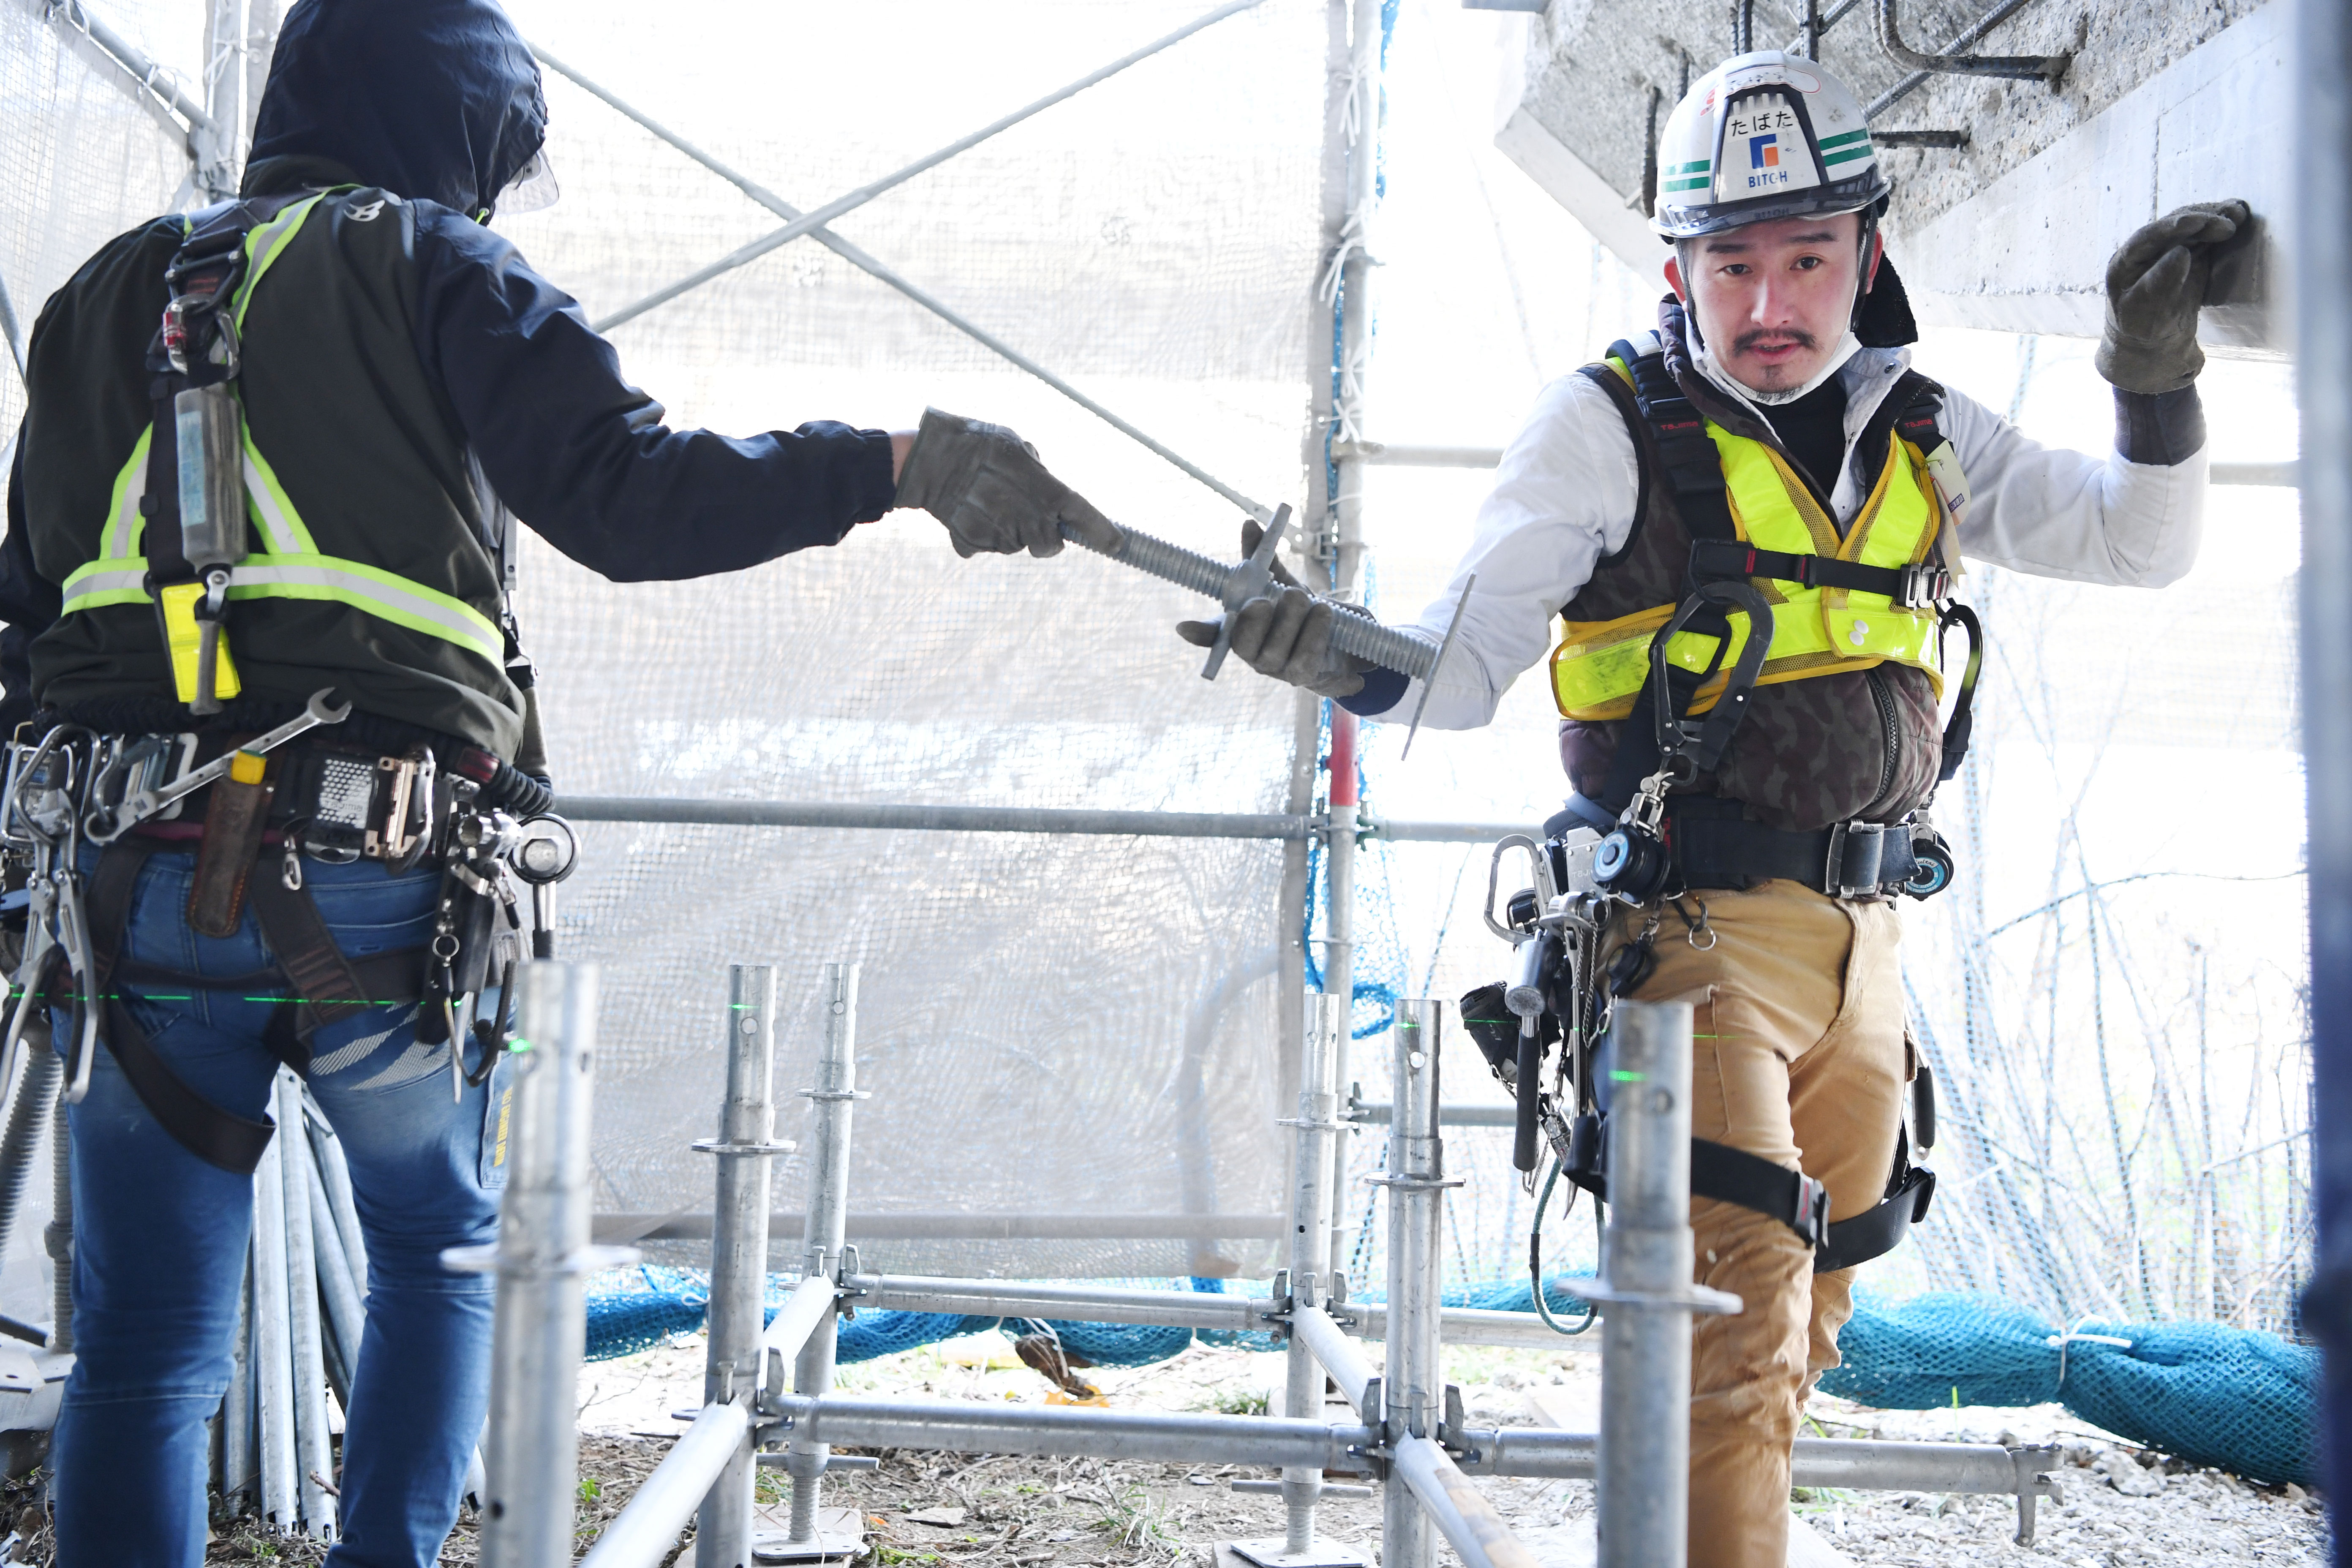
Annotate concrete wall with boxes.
[1494,0,2287,350]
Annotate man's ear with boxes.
[1863,229,1884,293]
[1663,251,1688,302]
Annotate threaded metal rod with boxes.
[1072,524,1439,679]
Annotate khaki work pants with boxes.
[1606,877,1908,1568]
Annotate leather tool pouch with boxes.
[188,754,272,936]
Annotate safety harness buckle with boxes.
[1792,1172,1831,1250]
[1823,820,1888,899]
[1893,562,1952,610]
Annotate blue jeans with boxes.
[49,849,506,1568]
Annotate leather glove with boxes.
[894,407,1121,558]
[2095,200,2250,394]
[1175,520,1373,698]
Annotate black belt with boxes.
[1667,800,1918,900]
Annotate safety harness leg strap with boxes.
[1562,1117,1935,1271]
[84,836,278,1174]
[246,871,378,1039]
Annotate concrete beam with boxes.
[1899,0,2291,350]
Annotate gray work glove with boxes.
[1174,520,1372,698]
[894,407,1121,558]
[2095,200,2250,394]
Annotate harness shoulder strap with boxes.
[1614,340,1738,544]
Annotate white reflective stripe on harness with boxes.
[57,564,149,613]
[240,439,316,555]
[60,552,504,667]
[225,554,504,664]
[102,426,150,561]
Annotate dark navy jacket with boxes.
[0,0,895,733]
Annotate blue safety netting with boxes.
[584,1272,2316,1486]
[1819,1290,2319,1487]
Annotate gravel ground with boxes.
[0,1329,2317,1565]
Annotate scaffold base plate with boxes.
[1223,1535,1375,1567]
[749,1507,866,1563]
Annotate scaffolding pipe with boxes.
[1389,1434,1539,1568]
[1270,991,1348,1558]
[695,964,781,1568]
[579,1401,752,1568]
[38,0,221,144]
[767,1394,1377,1470]
[1382,1000,1446,1568]
[304,1091,369,1295]
[1290,1301,1373,1410]
[568,0,1268,333]
[757,1274,841,1358]
[556,796,1532,844]
[304,1142,365,1404]
[847,1274,1263,1332]
[221,1242,256,1504]
[470,963,605,1568]
[782,962,860,1552]
[537,57,1264,518]
[277,1073,335,1538]
[250,1114,298,1531]
[1591,1000,1734,1568]
[599,1209,1288,1243]
[2297,0,2352,1533]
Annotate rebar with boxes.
[44,1048,70,1355]
[0,1046,59,1271]
[471,963,605,1568]
[695,964,781,1568]
[784,963,860,1547]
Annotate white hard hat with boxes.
[1652,51,1889,240]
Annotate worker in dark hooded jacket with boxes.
[0,1,1099,1563]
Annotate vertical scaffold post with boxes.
[696,964,781,1568]
[1231,991,1367,1567]
[2297,0,2352,1533]
[1322,0,1383,1296]
[779,963,861,1555]
[1381,1000,1449,1568]
[1591,1000,1737,1568]
[473,962,605,1568]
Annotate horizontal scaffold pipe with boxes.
[594,1211,1287,1243]
[557,797,1533,844]
[849,1274,1271,1333]
[1450,1426,2043,1495]
[577,1399,750,1568]
[764,1394,1380,1471]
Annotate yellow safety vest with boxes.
[1549,358,1949,722]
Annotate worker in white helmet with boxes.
[1181,50,2246,1566]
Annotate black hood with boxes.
[242,0,546,217]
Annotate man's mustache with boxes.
[1734,328,1818,355]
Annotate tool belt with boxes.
[1663,797,1923,902]
[110,730,441,866]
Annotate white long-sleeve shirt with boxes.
[1369,343,2208,730]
